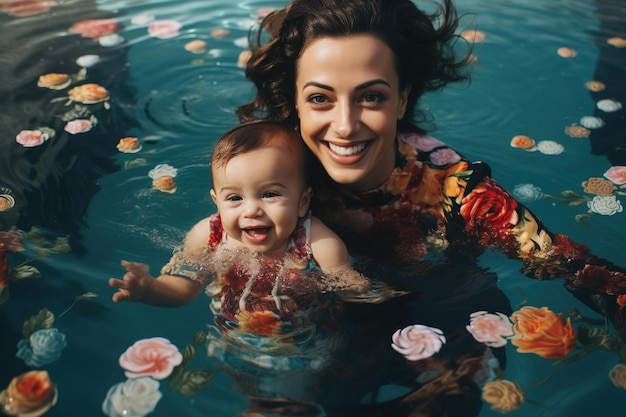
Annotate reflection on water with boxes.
[1,0,626,416]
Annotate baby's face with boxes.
[210,145,311,258]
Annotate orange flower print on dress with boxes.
[609,363,626,389]
[481,379,525,413]
[0,370,58,417]
[582,177,616,195]
[510,306,576,359]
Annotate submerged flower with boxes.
[466,311,514,348]
[461,30,486,43]
[102,377,162,417]
[609,363,626,389]
[587,195,623,216]
[16,328,67,367]
[481,379,525,413]
[584,80,606,92]
[603,166,626,185]
[148,20,182,39]
[69,18,119,40]
[391,324,446,361]
[0,370,58,417]
[582,177,616,195]
[579,116,605,129]
[68,83,109,104]
[512,183,543,203]
[536,140,564,155]
[510,135,536,151]
[119,337,183,380]
[597,99,622,112]
[564,124,590,138]
[37,73,71,90]
[510,306,576,359]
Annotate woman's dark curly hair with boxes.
[237,0,472,133]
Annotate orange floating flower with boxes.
[184,39,207,54]
[0,194,15,212]
[116,137,142,153]
[67,83,109,104]
[510,135,537,151]
[152,176,177,194]
[584,80,606,92]
[607,37,626,48]
[460,30,485,43]
[481,379,525,413]
[609,364,626,389]
[0,370,58,417]
[37,73,71,90]
[557,47,577,58]
[564,124,590,138]
[510,306,576,359]
[582,177,616,195]
[211,28,229,38]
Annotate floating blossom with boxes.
[510,306,576,359]
[64,118,95,134]
[607,37,626,48]
[15,128,54,147]
[391,324,446,361]
[509,135,536,151]
[536,140,564,155]
[466,311,514,348]
[37,73,71,90]
[584,80,606,92]
[99,33,125,47]
[119,337,183,380]
[512,183,543,203]
[116,137,142,153]
[102,377,162,417]
[76,54,100,68]
[587,195,623,216]
[69,18,119,40]
[579,116,605,129]
[564,124,590,138]
[481,379,525,413]
[148,164,177,179]
[0,370,58,417]
[184,39,206,54]
[557,47,577,58]
[604,166,626,185]
[460,30,485,43]
[597,99,622,112]
[582,177,616,195]
[609,364,626,389]
[148,20,182,39]
[16,328,67,367]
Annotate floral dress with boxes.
[311,132,626,328]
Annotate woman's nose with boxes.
[333,101,360,138]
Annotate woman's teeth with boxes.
[328,142,366,156]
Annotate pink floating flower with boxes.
[391,324,446,361]
[64,119,93,134]
[16,129,50,147]
[466,311,514,348]
[119,337,183,380]
[69,18,119,40]
[148,20,182,39]
[400,133,446,152]
[604,166,626,185]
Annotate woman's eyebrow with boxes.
[302,79,391,90]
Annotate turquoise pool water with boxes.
[1,0,625,416]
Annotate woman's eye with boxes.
[362,93,384,104]
[308,94,329,105]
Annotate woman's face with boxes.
[295,34,409,192]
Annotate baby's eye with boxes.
[263,191,280,199]
[226,195,242,202]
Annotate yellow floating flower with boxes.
[481,379,525,413]
[37,73,71,90]
[582,177,616,196]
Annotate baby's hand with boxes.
[108,260,154,303]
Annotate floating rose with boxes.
[582,177,616,195]
[16,328,67,367]
[64,118,95,134]
[116,137,142,153]
[15,128,54,148]
[587,195,623,216]
[584,80,606,92]
[391,324,446,361]
[597,99,622,112]
[609,363,626,389]
[536,140,564,155]
[119,337,183,380]
[510,306,576,359]
[76,54,100,68]
[184,40,207,54]
[607,37,626,48]
[510,135,536,151]
[512,183,543,203]
[481,379,525,413]
[67,83,109,104]
[466,311,514,348]
[603,166,626,185]
[564,124,590,138]
[579,116,605,129]
[461,30,486,43]
[0,370,58,417]
[102,377,162,417]
[148,20,182,39]
[69,18,119,40]
[557,47,577,58]
[37,73,71,90]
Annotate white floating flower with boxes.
[131,14,155,26]
[76,54,100,68]
[148,164,178,179]
[536,140,564,155]
[587,195,623,216]
[234,36,248,48]
[513,184,544,203]
[597,99,622,113]
[99,33,125,47]
[579,116,605,129]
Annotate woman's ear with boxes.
[298,187,313,217]
[398,84,411,119]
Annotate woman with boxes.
[236,0,626,414]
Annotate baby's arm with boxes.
[108,217,213,307]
